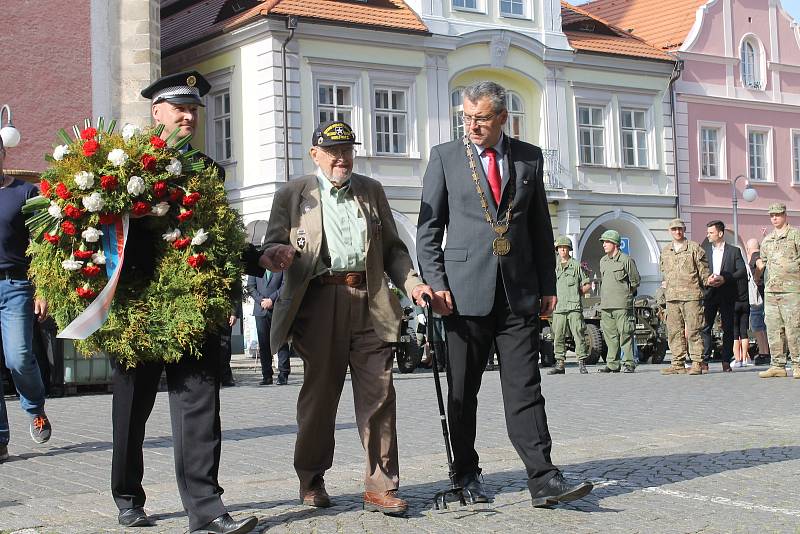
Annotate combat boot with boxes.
[660,365,687,375]
[687,362,703,375]
[547,361,566,375]
[758,366,787,378]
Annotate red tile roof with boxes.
[579,0,707,50]
[161,0,428,54]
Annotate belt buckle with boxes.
[345,272,363,287]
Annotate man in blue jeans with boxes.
[0,136,52,462]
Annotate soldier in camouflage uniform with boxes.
[755,203,800,378]
[597,230,640,373]
[548,236,591,375]
[659,218,710,376]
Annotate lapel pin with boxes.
[296,228,307,249]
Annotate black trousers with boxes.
[443,282,558,494]
[702,295,735,361]
[254,314,291,380]
[111,334,226,531]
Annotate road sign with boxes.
[620,237,630,256]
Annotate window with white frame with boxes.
[453,0,478,9]
[700,126,721,179]
[793,131,800,185]
[374,88,408,155]
[620,108,648,167]
[500,0,524,16]
[451,87,465,140]
[577,104,605,165]
[210,90,232,162]
[317,82,354,125]
[504,91,525,140]
[740,38,763,90]
[747,128,770,181]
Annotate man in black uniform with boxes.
[110,71,257,534]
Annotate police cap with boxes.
[141,71,211,107]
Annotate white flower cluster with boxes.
[47,201,62,219]
[191,228,209,246]
[162,228,181,242]
[166,158,182,176]
[74,171,95,190]
[127,176,145,196]
[82,192,105,213]
[92,251,106,265]
[81,226,103,243]
[107,148,128,167]
[53,145,70,161]
[151,202,170,217]
[121,123,140,142]
[61,258,83,271]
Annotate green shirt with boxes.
[316,170,367,273]
[599,250,640,310]
[555,257,588,313]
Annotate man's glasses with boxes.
[320,146,356,159]
[461,113,497,126]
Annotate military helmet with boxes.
[554,236,572,250]
[599,229,621,245]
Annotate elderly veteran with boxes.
[260,120,435,515]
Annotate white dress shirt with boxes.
[711,242,724,275]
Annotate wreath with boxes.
[23,119,246,369]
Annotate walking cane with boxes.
[421,293,466,510]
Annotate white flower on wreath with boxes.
[74,171,95,190]
[82,192,105,213]
[81,226,103,243]
[53,145,70,161]
[166,158,182,176]
[107,148,129,167]
[151,201,170,217]
[126,175,145,196]
[121,123,140,142]
[61,258,83,271]
[91,251,106,265]
[191,228,209,246]
[47,201,63,219]
[162,228,181,242]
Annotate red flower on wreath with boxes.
[153,180,168,198]
[76,286,97,299]
[80,127,98,140]
[61,220,77,236]
[82,139,100,157]
[141,154,157,172]
[43,232,60,244]
[63,204,83,219]
[177,209,193,223]
[182,192,201,207]
[74,249,94,260]
[100,175,118,191]
[81,265,101,277]
[150,136,166,149]
[170,188,185,203]
[98,213,119,225]
[172,237,191,250]
[56,182,70,200]
[40,180,51,198]
[187,253,207,269]
[132,201,151,216]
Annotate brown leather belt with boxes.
[316,271,366,288]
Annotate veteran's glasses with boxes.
[319,146,356,159]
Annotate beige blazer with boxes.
[264,173,423,352]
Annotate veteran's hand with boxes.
[228,315,237,327]
[411,284,435,308]
[540,295,557,317]
[34,298,49,322]
[260,245,295,271]
[433,290,453,316]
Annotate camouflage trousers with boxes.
[600,308,635,370]
[764,292,800,367]
[553,311,588,361]
[665,300,705,365]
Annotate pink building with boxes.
[583,0,800,248]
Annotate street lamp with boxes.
[732,174,758,249]
[0,104,21,148]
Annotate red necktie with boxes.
[483,147,501,205]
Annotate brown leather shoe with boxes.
[700,362,709,372]
[363,490,408,516]
[300,483,332,508]
[722,360,732,372]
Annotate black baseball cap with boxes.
[311,120,361,147]
[141,71,211,106]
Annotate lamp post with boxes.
[732,174,758,249]
[0,104,21,148]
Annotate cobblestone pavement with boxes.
[2,356,800,533]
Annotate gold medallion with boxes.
[492,236,511,256]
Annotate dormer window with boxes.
[740,36,765,90]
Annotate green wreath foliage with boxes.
[25,121,246,369]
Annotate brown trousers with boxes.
[290,281,399,493]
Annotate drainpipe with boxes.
[282,16,298,181]
[668,58,685,218]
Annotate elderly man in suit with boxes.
[416,81,593,508]
[701,220,746,373]
[246,271,291,385]
[260,120,435,516]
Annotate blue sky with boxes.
[572,0,800,22]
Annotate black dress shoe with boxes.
[191,513,257,534]
[118,507,154,527]
[458,472,491,504]
[622,366,635,373]
[276,375,288,385]
[221,380,236,387]
[531,473,593,508]
[597,366,620,373]
[259,377,273,386]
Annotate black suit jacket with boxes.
[246,272,283,318]
[702,242,746,302]
[416,136,555,317]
